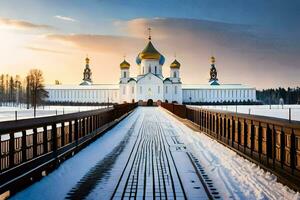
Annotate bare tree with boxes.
[27,69,48,116]
[0,74,4,106]
[26,75,30,109]
[15,75,22,106]
[9,76,15,105]
[5,74,9,105]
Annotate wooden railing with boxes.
[160,103,300,191]
[0,103,137,195]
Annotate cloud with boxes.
[54,15,77,22]
[46,17,300,88]
[47,34,143,54]
[0,17,53,30]
[25,46,68,54]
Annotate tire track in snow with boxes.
[111,111,189,199]
[65,117,139,200]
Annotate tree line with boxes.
[256,87,300,105]
[0,69,48,113]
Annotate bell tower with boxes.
[80,56,92,85]
[209,56,219,85]
[120,58,130,83]
[170,59,181,83]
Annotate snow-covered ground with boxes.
[0,105,108,122]
[189,104,300,121]
[11,107,299,200]
[160,108,299,200]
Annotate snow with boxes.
[189,104,300,121]
[10,107,299,200]
[160,107,299,200]
[0,105,107,122]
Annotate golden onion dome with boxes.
[136,41,165,64]
[120,59,130,69]
[211,56,216,64]
[170,59,181,69]
[139,41,161,59]
[85,56,90,64]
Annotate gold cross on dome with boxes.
[148,27,151,40]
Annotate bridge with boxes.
[0,103,299,199]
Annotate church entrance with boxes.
[147,99,154,106]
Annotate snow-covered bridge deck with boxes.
[11,107,298,200]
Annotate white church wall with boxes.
[171,84,182,104]
[127,81,136,103]
[46,87,119,104]
[163,82,173,103]
[136,73,164,102]
[182,87,256,103]
[141,59,162,76]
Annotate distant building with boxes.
[45,34,256,104]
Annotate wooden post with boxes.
[69,121,72,144]
[268,124,276,166]
[274,126,283,168]
[82,118,86,137]
[74,119,79,145]
[200,109,203,130]
[283,128,292,169]
[52,124,57,159]
[218,114,222,140]
[89,117,92,133]
[260,123,268,164]
[61,122,65,147]
[78,119,81,138]
[239,119,245,152]
[43,126,47,154]
[228,117,233,146]
[245,119,252,156]
[33,128,37,158]
[22,130,27,162]
[9,132,15,168]
[253,121,261,160]
[208,112,211,134]
[221,115,225,141]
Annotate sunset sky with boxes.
[0,0,299,89]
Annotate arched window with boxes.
[148,66,151,73]
[175,86,178,94]
[155,66,157,74]
[123,71,126,78]
[173,71,177,78]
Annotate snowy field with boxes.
[189,104,300,121]
[11,107,299,200]
[0,105,109,122]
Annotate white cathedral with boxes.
[45,35,256,105]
